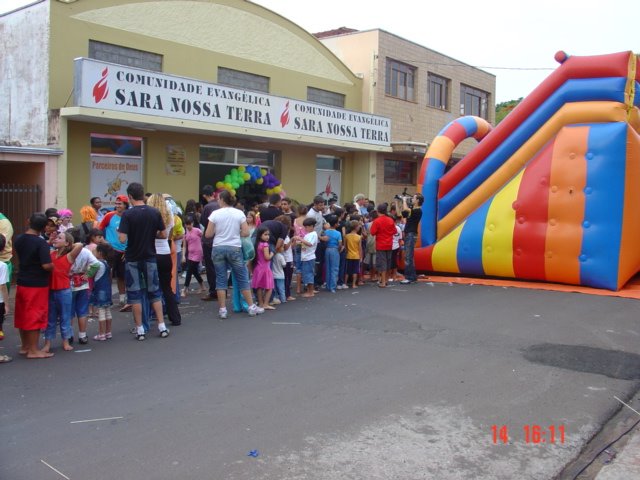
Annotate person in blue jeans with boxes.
[118,182,170,341]
[400,193,424,284]
[323,215,342,293]
[204,190,264,319]
[294,218,319,298]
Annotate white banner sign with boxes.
[74,58,391,147]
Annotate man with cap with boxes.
[200,185,219,301]
[99,195,130,310]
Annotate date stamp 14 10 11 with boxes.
[491,425,566,445]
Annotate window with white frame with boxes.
[199,145,275,167]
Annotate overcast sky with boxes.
[2,0,638,102]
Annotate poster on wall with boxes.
[315,170,341,205]
[90,156,143,208]
[166,145,186,176]
[90,134,143,210]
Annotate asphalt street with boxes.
[2,280,640,480]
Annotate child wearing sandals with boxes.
[91,243,114,341]
[43,232,84,353]
[68,227,101,345]
[251,226,275,310]
[292,218,318,298]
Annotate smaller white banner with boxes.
[90,155,143,209]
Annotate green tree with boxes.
[495,98,523,124]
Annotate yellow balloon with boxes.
[238,166,246,172]
[260,168,267,177]
[216,181,223,189]
[243,173,251,181]
[266,188,273,195]
[273,186,281,194]
[230,189,236,196]
[256,178,263,185]
[225,183,232,190]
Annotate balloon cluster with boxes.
[215,165,283,196]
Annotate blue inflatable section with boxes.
[580,123,626,289]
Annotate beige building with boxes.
[0,0,391,225]
[318,28,496,202]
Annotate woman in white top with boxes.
[147,194,181,326]
[205,190,264,319]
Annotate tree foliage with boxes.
[495,98,523,124]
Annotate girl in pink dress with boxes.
[251,226,275,310]
[182,216,205,296]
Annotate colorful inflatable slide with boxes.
[415,51,640,290]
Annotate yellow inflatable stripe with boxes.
[431,221,464,273]
[481,170,524,277]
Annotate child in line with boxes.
[271,251,286,305]
[323,216,343,293]
[0,235,8,343]
[85,228,104,319]
[293,218,318,298]
[68,227,101,344]
[390,216,404,283]
[251,226,275,310]
[345,220,363,288]
[363,211,378,282]
[43,232,83,353]
[91,243,114,341]
[292,205,308,295]
[246,211,258,238]
[283,235,295,301]
[57,209,74,233]
[86,228,104,254]
[181,216,205,297]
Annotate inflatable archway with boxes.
[214,165,285,197]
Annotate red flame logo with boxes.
[280,100,290,128]
[324,175,332,196]
[92,67,109,103]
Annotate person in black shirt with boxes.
[200,185,219,301]
[14,213,54,358]
[259,193,283,222]
[260,215,291,252]
[118,182,169,340]
[400,193,424,284]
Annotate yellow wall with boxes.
[66,120,361,220]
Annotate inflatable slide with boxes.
[415,51,640,290]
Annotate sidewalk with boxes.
[594,426,640,479]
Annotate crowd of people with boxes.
[0,182,424,363]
